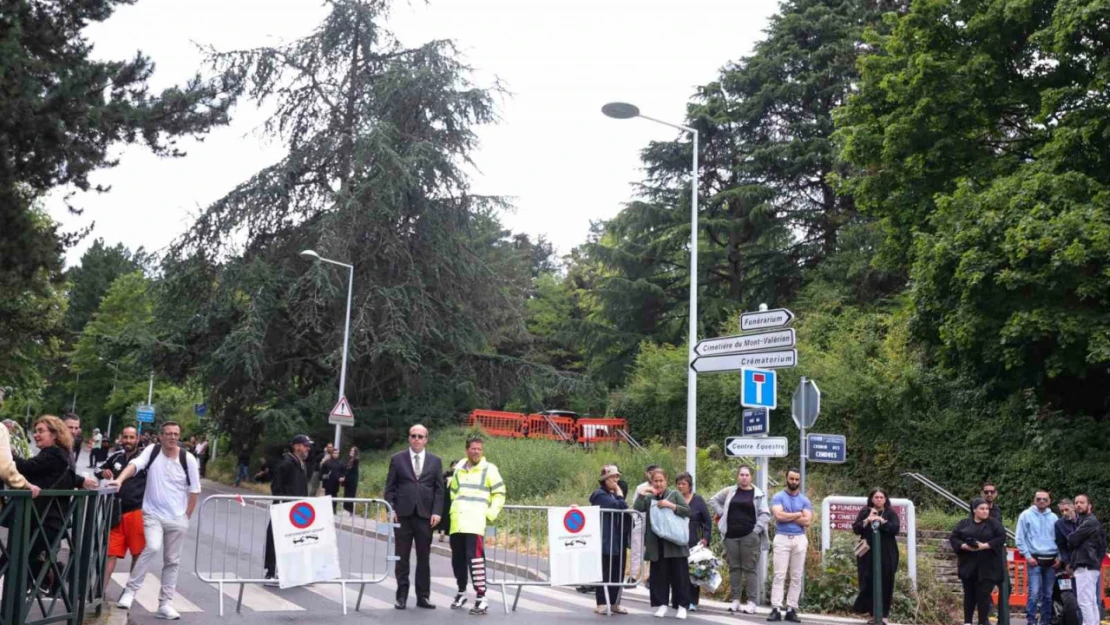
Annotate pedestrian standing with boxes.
[1016,490,1059,625]
[852,488,900,624]
[709,465,770,616]
[65,413,83,466]
[235,444,251,487]
[768,468,813,622]
[340,446,360,514]
[634,468,692,620]
[1067,495,1107,625]
[950,498,1007,625]
[322,449,344,510]
[98,427,146,587]
[447,437,506,615]
[0,408,35,494]
[629,464,660,584]
[383,424,443,610]
[111,421,201,620]
[590,465,630,614]
[89,428,103,467]
[263,434,311,584]
[674,471,711,611]
[306,442,327,496]
[979,482,1003,522]
[438,466,454,543]
[194,435,208,478]
[1054,499,1082,625]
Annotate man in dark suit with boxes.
[384,424,443,610]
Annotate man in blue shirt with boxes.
[768,468,813,623]
[1016,490,1059,625]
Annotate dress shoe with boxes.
[417,599,436,609]
[395,598,407,609]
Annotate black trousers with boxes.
[674,579,699,608]
[596,552,626,606]
[649,557,689,608]
[395,515,433,600]
[264,522,276,577]
[450,533,486,596]
[961,574,995,625]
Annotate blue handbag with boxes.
[649,500,690,546]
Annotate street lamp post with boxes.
[300,250,354,450]
[602,102,700,488]
[71,370,81,414]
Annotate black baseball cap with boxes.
[291,434,313,446]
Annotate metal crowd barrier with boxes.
[485,505,646,615]
[0,487,116,625]
[193,494,396,615]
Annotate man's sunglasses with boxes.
[409,434,426,439]
[982,490,996,495]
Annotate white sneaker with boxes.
[654,606,668,618]
[742,601,758,614]
[676,607,687,620]
[729,600,741,613]
[155,604,181,620]
[117,589,135,610]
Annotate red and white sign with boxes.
[827,502,908,535]
[328,396,354,426]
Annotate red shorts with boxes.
[108,509,146,558]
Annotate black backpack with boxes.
[148,444,192,487]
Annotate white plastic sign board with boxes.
[328,396,354,426]
[547,506,602,586]
[269,497,341,588]
[695,329,796,357]
[740,308,794,332]
[725,436,788,458]
[691,349,797,373]
[820,496,917,589]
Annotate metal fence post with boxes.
[998,566,1010,625]
[871,520,882,620]
[71,495,89,625]
[1,496,29,625]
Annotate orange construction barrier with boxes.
[524,414,576,441]
[576,418,629,444]
[993,549,1110,609]
[467,410,527,438]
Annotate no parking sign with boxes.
[270,497,341,588]
[547,506,601,586]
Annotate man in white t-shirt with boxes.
[109,421,201,620]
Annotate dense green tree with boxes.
[64,239,149,334]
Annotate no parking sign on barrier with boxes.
[547,505,601,586]
[270,497,341,589]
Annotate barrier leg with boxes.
[501,582,510,614]
[998,573,1010,625]
[356,583,365,611]
[236,582,245,614]
[340,581,348,615]
[513,584,523,613]
[217,581,224,617]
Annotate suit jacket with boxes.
[384,449,443,519]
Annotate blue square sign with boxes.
[742,408,768,436]
[741,368,777,410]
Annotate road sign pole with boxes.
[799,376,807,496]
[335,264,354,451]
[757,431,769,606]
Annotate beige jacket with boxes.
[0,425,29,489]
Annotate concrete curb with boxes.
[83,603,129,625]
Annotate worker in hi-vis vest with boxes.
[447,436,506,616]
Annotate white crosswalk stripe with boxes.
[302,581,393,610]
[380,575,457,607]
[207,579,305,612]
[110,573,203,613]
[430,576,573,613]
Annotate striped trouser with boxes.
[450,533,486,596]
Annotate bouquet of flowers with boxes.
[687,544,723,592]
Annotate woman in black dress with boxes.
[950,498,1006,625]
[321,449,345,511]
[340,447,360,515]
[853,487,901,624]
[673,471,712,611]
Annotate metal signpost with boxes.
[791,377,821,494]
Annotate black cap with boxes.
[291,434,313,446]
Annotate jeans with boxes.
[126,515,190,606]
[1026,561,1056,625]
[235,463,249,485]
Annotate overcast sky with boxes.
[48,0,780,266]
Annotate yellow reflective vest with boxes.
[448,457,506,535]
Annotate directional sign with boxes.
[807,433,846,463]
[328,396,354,426]
[742,368,777,409]
[740,308,795,332]
[725,436,789,458]
[136,404,155,424]
[691,349,798,373]
[194,403,207,417]
[791,378,821,429]
[695,329,796,358]
[742,408,768,436]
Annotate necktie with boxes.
[414,453,422,477]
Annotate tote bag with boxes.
[649,500,690,546]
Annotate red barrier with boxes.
[992,549,1110,609]
[524,414,576,441]
[576,418,628,444]
[467,410,526,438]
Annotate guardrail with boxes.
[901,472,1016,542]
[0,487,115,625]
[193,494,395,615]
[485,505,646,615]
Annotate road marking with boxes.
[379,576,456,606]
[430,577,572,613]
[302,582,393,610]
[111,573,202,613]
[206,580,305,612]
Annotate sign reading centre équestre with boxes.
[725,436,789,458]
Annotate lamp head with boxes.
[299,250,320,261]
[602,102,640,120]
